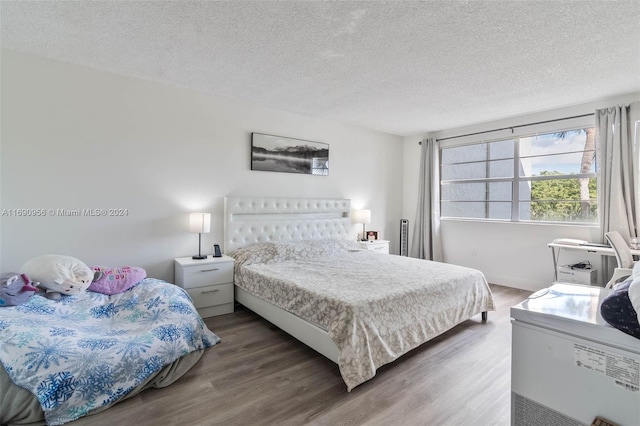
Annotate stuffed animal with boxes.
[0,273,39,306]
[20,254,94,296]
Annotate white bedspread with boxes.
[231,240,495,391]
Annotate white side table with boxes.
[174,255,234,318]
[357,240,390,254]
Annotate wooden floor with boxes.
[71,284,531,426]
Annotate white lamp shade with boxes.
[189,213,211,233]
[353,209,371,224]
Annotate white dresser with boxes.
[358,240,390,254]
[174,255,234,318]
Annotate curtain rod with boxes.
[419,112,595,144]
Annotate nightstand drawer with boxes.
[358,240,390,254]
[180,262,233,288]
[186,283,233,309]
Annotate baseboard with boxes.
[485,273,549,292]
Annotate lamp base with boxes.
[192,255,207,260]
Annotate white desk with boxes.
[548,242,640,281]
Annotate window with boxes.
[440,127,597,223]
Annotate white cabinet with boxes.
[510,284,640,426]
[358,240,390,254]
[174,255,234,318]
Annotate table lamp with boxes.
[189,212,211,259]
[353,209,371,241]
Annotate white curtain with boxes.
[596,101,640,276]
[410,137,443,261]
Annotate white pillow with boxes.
[629,262,640,324]
[20,254,93,295]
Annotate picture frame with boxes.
[251,132,329,175]
[366,231,378,241]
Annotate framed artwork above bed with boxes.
[251,132,329,175]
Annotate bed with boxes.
[0,278,220,426]
[225,196,495,391]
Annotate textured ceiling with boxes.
[2,1,639,136]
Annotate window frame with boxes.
[438,118,597,224]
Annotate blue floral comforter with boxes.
[0,278,220,425]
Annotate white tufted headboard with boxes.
[224,197,351,253]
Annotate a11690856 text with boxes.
[1,208,129,217]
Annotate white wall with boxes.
[403,92,640,291]
[0,49,404,281]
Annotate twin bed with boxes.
[0,279,219,425]
[1,196,494,424]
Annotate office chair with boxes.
[604,231,636,288]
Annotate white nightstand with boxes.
[174,255,234,318]
[358,240,390,254]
